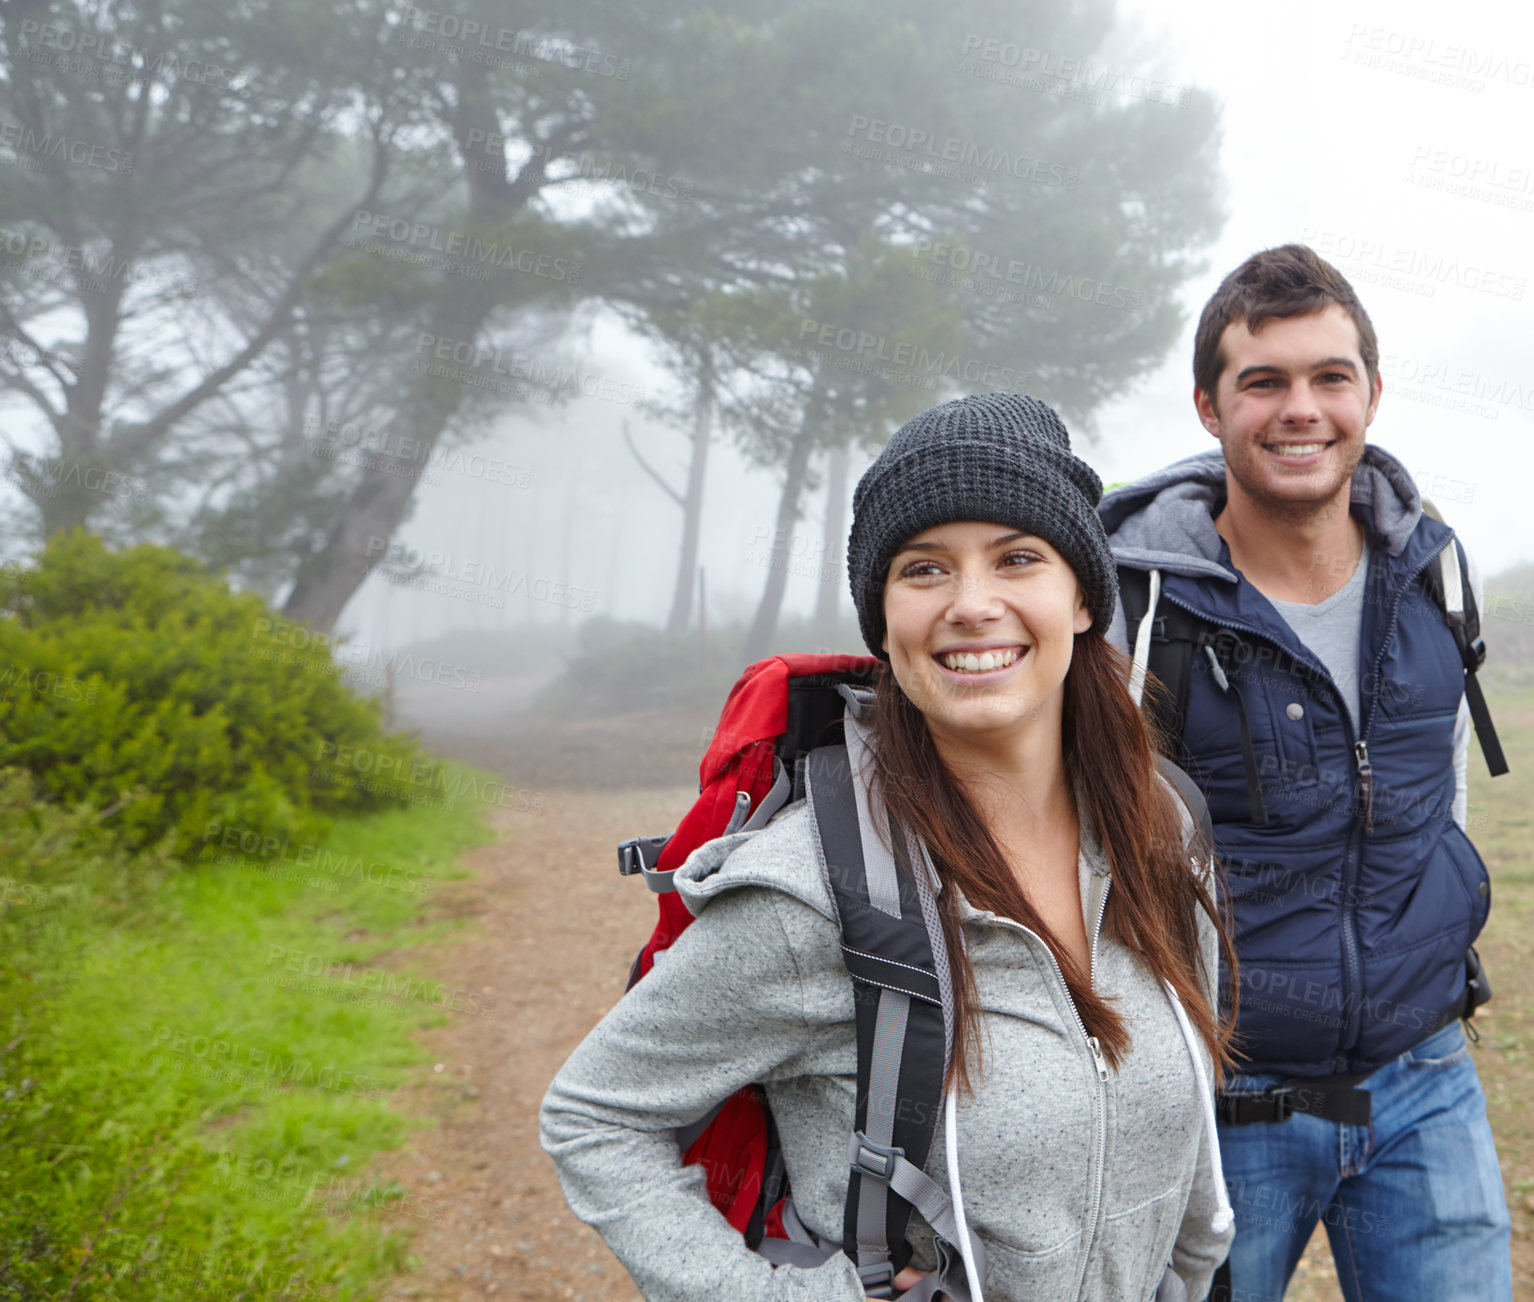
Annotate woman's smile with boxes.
[934,642,1028,679]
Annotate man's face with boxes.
[1195,303,1382,522]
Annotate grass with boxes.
[0,762,497,1301]
[1467,682,1534,1238]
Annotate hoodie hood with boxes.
[1098,444,1426,581]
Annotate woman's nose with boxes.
[944,568,1004,624]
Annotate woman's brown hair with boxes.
[867,631,1238,1092]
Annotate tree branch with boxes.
[621,419,683,506]
[107,132,393,462]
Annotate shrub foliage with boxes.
[0,531,436,856]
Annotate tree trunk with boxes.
[281,282,498,632]
[665,366,714,634]
[811,443,849,646]
[741,393,822,664]
[279,58,581,633]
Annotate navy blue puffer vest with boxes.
[1154,512,1489,1078]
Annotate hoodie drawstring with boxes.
[1129,568,1162,708]
[1162,980,1235,1235]
[943,1089,984,1302]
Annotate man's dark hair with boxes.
[1193,243,1379,401]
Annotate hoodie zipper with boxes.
[1157,536,1451,1053]
[987,873,1110,1301]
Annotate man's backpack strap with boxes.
[1120,565,1271,825]
[1119,565,1200,759]
[1417,520,1508,778]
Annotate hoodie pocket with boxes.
[1100,1182,1184,1302]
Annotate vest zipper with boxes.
[1354,740,1374,835]
[1159,536,1453,1056]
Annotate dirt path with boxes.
[372,787,694,1302]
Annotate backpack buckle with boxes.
[857,1261,896,1297]
[848,1131,905,1182]
[1467,635,1487,671]
[617,835,669,877]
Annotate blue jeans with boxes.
[1212,1021,1510,1302]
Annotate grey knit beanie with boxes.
[847,393,1117,657]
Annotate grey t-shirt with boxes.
[1265,537,1371,733]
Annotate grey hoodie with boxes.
[540,795,1234,1302]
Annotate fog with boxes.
[327,0,1534,669]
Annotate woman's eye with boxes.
[899,560,943,579]
[1000,550,1042,569]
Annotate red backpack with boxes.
[618,654,879,1242]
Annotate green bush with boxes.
[0,531,437,857]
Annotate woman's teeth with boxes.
[942,648,1021,673]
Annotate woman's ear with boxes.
[1073,586,1093,635]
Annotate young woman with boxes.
[541,393,1236,1301]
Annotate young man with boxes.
[1100,244,1511,1301]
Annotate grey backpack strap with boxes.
[1418,505,1508,778]
[1155,755,1213,870]
[805,725,970,1300]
